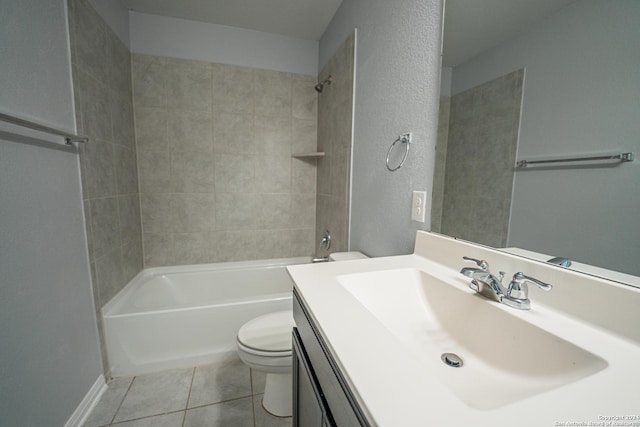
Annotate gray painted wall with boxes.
[129,12,319,76]
[451,0,640,275]
[0,0,76,132]
[320,0,444,256]
[0,1,103,425]
[0,140,102,426]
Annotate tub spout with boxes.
[311,257,329,263]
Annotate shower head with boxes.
[314,75,332,93]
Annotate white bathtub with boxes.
[103,257,309,377]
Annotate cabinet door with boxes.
[293,328,334,427]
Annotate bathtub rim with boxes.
[102,256,310,317]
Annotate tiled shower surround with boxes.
[315,32,355,256]
[68,0,143,375]
[434,69,524,248]
[133,55,318,266]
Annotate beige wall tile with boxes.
[138,151,171,193]
[168,110,213,152]
[166,62,212,112]
[134,107,168,151]
[140,193,173,233]
[211,230,258,262]
[114,145,138,196]
[254,69,292,118]
[291,159,317,194]
[290,193,316,228]
[172,193,215,233]
[213,65,255,115]
[214,193,259,230]
[80,139,117,199]
[95,247,124,306]
[256,194,291,229]
[254,115,292,155]
[78,71,112,142]
[110,89,135,147]
[292,119,317,154]
[118,194,141,246]
[73,0,108,85]
[122,239,143,284]
[292,74,318,120]
[134,55,319,266]
[132,55,167,108]
[213,113,255,154]
[90,196,121,260]
[143,232,172,267]
[172,232,212,265]
[214,154,255,193]
[171,151,214,193]
[254,154,291,193]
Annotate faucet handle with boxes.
[507,272,552,300]
[462,256,489,271]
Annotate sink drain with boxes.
[441,353,463,368]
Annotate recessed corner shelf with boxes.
[292,152,325,158]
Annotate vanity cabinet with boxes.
[293,289,370,427]
[292,328,335,427]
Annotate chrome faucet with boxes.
[460,256,552,310]
[547,256,572,268]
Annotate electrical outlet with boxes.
[411,190,426,222]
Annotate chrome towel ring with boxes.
[386,133,412,171]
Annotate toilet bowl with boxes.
[236,251,368,417]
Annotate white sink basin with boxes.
[338,268,607,410]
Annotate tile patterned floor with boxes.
[83,354,291,427]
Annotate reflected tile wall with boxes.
[68,0,143,377]
[431,96,451,233]
[133,55,318,266]
[439,69,524,247]
[315,32,355,257]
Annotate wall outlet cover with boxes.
[411,190,426,222]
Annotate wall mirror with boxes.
[433,0,640,285]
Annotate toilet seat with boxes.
[236,310,294,355]
[236,340,290,358]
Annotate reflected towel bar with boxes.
[516,152,634,168]
[0,112,88,145]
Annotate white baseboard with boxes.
[65,375,107,427]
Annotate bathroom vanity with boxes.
[292,289,370,426]
[287,231,640,426]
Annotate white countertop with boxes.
[287,233,640,426]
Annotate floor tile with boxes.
[188,355,251,408]
[111,411,184,427]
[253,395,292,427]
[184,397,254,427]
[251,369,266,395]
[83,376,133,427]
[113,368,194,422]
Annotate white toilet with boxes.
[236,251,368,417]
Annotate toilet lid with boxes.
[237,310,295,353]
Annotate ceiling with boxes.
[120,0,343,41]
[120,0,577,64]
[443,0,578,67]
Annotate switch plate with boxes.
[411,190,426,222]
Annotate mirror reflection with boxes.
[433,0,640,279]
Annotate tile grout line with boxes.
[109,376,136,426]
[109,409,186,426]
[181,367,197,427]
[250,369,257,427]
